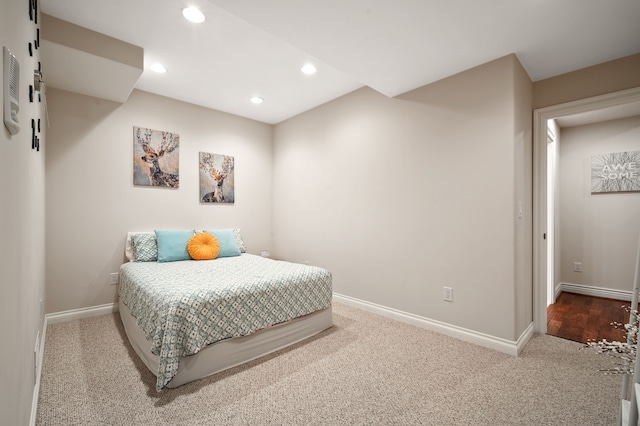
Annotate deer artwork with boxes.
[135,127,179,188]
[200,153,234,203]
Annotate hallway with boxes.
[547,292,631,344]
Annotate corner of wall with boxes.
[512,54,534,339]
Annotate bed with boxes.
[118,230,333,391]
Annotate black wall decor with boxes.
[30,119,40,151]
[29,0,38,23]
[27,0,39,57]
[27,0,42,152]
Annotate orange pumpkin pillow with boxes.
[188,232,220,260]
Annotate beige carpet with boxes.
[37,302,621,425]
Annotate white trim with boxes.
[533,104,549,334]
[28,295,534,424]
[333,293,532,356]
[45,303,119,325]
[533,87,640,335]
[29,302,119,425]
[29,317,47,426]
[517,323,535,355]
[560,282,633,302]
[30,295,535,423]
[555,282,563,300]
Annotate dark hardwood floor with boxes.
[547,292,633,344]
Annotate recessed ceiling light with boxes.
[150,63,167,73]
[250,96,263,104]
[182,7,205,23]
[301,63,317,75]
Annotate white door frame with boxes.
[533,87,640,334]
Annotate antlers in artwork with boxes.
[136,127,179,188]
[200,153,233,202]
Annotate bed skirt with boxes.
[119,299,333,388]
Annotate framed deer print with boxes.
[199,152,235,203]
[133,126,180,188]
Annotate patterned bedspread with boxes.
[118,254,332,391]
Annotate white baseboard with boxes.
[555,283,563,300]
[333,293,532,356]
[560,282,632,302]
[29,317,46,426]
[30,295,534,423]
[30,302,119,425]
[45,302,119,325]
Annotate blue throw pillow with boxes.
[155,230,195,262]
[206,229,242,257]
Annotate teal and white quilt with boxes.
[118,254,332,391]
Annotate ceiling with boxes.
[40,0,640,124]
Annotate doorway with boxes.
[533,87,640,334]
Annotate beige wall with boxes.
[0,0,46,424]
[559,115,640,292]
[45,89,273,314]
[273,55,533,341]
[1,8,636,420]
[513,56,534,337]
[533,53,640,109]
[41,14,143,69]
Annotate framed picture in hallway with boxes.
[591,150,640,193]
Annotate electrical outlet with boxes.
[110,272,119,285]
[443,286,453,302]
[573,262,582,272]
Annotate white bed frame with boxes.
[119,299,333,388]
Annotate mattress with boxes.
[119,254,333,390]
[119,300,332,388]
